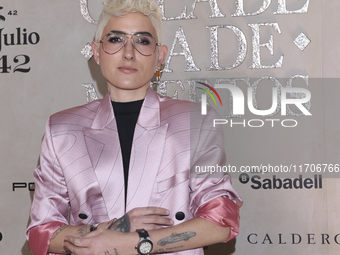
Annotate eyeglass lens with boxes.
[102,32,157,56]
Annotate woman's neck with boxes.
[107,84,149,102]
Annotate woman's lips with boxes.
[118,66,138,74]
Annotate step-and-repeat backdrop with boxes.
[1,1,339,254]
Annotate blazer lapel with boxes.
[84,93,125,219]
[83,90,168,217]
[126,89,168,211]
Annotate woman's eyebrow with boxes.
[110,30,153,36]
[135,31,153,36]
[109,30,125,34]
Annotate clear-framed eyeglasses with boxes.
[98,31,160,56]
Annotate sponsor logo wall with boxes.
[1,1,339,254]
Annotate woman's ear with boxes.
[91,41,100,65]
[158,45,168,66]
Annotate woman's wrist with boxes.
[106,218,118,230]
[128,231,141,255]
[88,218,118,233]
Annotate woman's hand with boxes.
[108,207,174,232]
[63,207,173,254]
[64,229,138,255]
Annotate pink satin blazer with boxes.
[27,89,241,255]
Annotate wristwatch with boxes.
[135,229,153,255]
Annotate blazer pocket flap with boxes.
[157,171,189,193]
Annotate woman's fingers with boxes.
[127,206,174,231]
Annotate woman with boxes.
[26,0,242,254]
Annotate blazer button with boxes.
[175,211,185,221]
[78,213,88,220]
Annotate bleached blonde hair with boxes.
[94,0,163,44]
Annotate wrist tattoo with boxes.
[157,232,196,246]
[153,245,184,253]
[51,225,68,240]
[108,214,130,233]
[104,248,118,255]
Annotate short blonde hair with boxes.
[94,0,163,44]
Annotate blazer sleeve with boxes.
[189,107,242,242]
[28,221,65,255]
[26,117,70,253]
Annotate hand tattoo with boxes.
[77,225,89,237]
[108,214,130,233]
[157,232,196,246]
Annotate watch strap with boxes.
[136,229,149,239]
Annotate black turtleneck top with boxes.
[111,99,144,207]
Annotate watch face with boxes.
[139,241,152,254]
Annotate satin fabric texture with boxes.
[27,89,241,255]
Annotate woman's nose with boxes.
[123,38,135,60]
